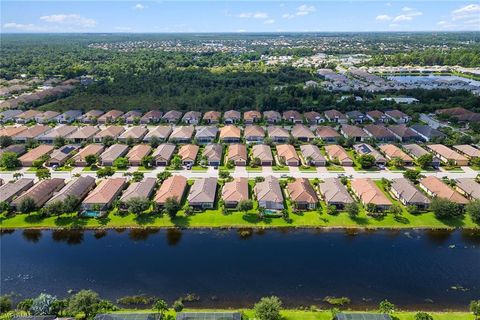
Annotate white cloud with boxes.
[236,29,247,32]
[40,14,96,27]
[238,12,269,19]
[296,4,315,16]
[376,6,422,24]
[3,22,49,32]
[452,4,480,21]
[264,19,275,25]
[376,14,392,21]
[282,4,315,19]
[437,20,457,29]
[133,3,146,10]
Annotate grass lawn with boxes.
[26,167,38,172]
[299,166,317,172]
[443,166,464,172]
[246,166,262,172]
[218,165,234,172]
[53,166,74,172]
[82,166,99,172]
[0,167,19,172]
[108,309,473,320]
[137,166,154,172]
[326,165,345,172]
[191,166,208,172]
[272,165,289,172]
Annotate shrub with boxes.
[415,312,433,320]
[173,299,184,312]
[254,296,282,320]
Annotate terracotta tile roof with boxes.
[276,144,299,162]
[350,178,392,206]
[318,178,353,204]
[126,144,152,162]
[316,126,340,138]
[178,144,199,162]
[420,176,469,204]
[427,144,468,162]
[287,178,318,204]
[324,145,351,163]
[73,144,104,163]
[227,144,247,162]
[154,175,187,204]
[254,176,283,203]
[188,177,217,204]
[341,124,367,138]
[222,177,249,203]
[391,178,430,205]
[83,178,126,205]
[291,124,315,139]
[267,126,289,138]
[94,126,125,138]
[453,145,480,158]
[67,126,99,140]
[19,144,54,163]
[120,177,157,202]
[252,144,273,162]
[220,125,241,139]
[244,125,264,138]
[244,110,261,121]
[379,144,413,162]
[170,126,194,140]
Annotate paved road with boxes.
[1,166,477,182]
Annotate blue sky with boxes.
[1,1,479,33]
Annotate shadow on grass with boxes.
[394,215,410,224]
[242,213,273,224]
[133,213,156,225]
[438,216,466,228]
[350,215,370,226]
[54,215,89,228]
[24,213,46,224]
[172,215,190,227]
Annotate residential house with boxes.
[0,178,34,203]
[19,144,54,167]
[154,175,187,207]
[318,178,353,208]
[436,107,480,123]
[0,144,26,157]
[324,109,347,124]
[363,124,396,142]
[379,144,414,166]
[202,111,221,124]
[287,178,318,210]
[122,110,143,124]
[300,144,326,166]
[195,126,218,144]
[427,144,469,166]
[410,125,446,142]
[346,111,365,124]
[13,125,51,143]
[143,126,172,142]
[223,110,241,124]
[11,178,65,209]
[100,144,129,166]
[38,125,78,144]
[47,145,79,167]
[46,176,96,206]
[366,110,388,124]
[403,144,441,169]
[35,111,60,124]
[182,111,202,125]
[276,144,300,166]
[340,124,367,142]
[178,144,199,166]
[254,176,284,210]
[118,126,148,143]
[324,145,353,166]
[222,177,249,208]
[455,178,480,200]
[67,126,99,143]
[387,124,421,142]
[291,124,315,142]
[202,143,222,166]
[316,126,341,143]
[79,110,104,124]
[243,110,261,124]
[267,126,290,143]
[169,126,195,143]
[119,177,157,206]
[93,126,125,143]
[126,144,152,166]
[0,109,23,123]
[152,143,176,166]
[251,144,274,166]
[419,176,469,205]
[162,110,183,124]
[0,126,27,139]
[227,144,247,166]
[15,110,43,124]
[188,177,217,209]
[390,178,430,209]
[304,111,325,125]
[82,178,127,211]
[73,144,104,166]
[350,178,392,211]
[385,110,410,124]
[453,145,480,159]
[140,110,163,124]
[282,110,303,124]
[219,125,241,143]
[353,143,387,166]
[244,125,264,143]
[97,110,124,124]
[54,110,82,123]
[263,110,282,124]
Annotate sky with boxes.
[1,1,479,33]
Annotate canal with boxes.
[1,228,479,310]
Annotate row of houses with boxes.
[0,108,412,125]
